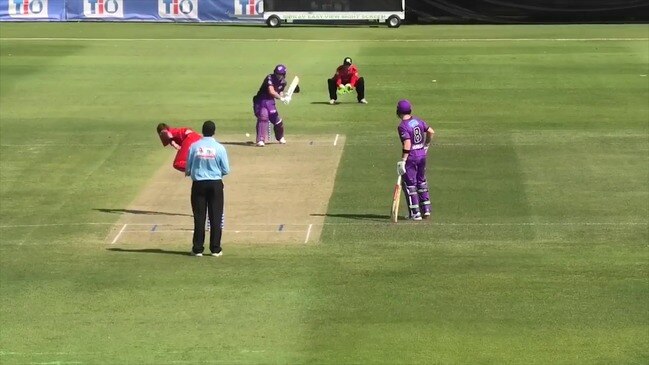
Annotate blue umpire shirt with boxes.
[185,136,230,181]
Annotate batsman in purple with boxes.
[396,100,435,220]
[252,64,297,147]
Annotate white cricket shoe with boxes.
[423,212,431,220]
[210,251,223,257]
[256,141,265,147]
[359,98,368,104]
[406,213,422,221]
[191,252,203,257]
[279,137,286,144]
[329,99,337,105]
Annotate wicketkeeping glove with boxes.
[345,83,353,92]
[337,84,346,95]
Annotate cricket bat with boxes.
[284,76,300,103]
[390,175,402,223]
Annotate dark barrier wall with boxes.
[408,0,649,23]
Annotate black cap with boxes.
[202,120,216,137]
[343,57,352,65]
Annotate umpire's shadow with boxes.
[95,208,192,217]
[311,213,389,222]
[107,248,189,256]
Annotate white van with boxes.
[263,0,405,28]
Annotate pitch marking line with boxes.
[122,228,306,233]
[4,140,647,148]
[305,224,313,244]
[111,224,127,244]
[333,134,340,146]
[1,222,647,229]
[1,37,647,42]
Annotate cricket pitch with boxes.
[106,134,345,245]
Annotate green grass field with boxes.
[1,23,648,364]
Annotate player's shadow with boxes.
[220,141,256,147]
[95,208,192,217]
[309,102,361,106]
[107,248,190,256]
[311,213,389,222]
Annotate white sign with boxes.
[7,0,48,18]
[159,0,198,19]
[83,0,123,18]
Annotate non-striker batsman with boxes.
[395,100,435,220]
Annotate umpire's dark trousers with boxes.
[191,179,224,254]
[327,77,365,101]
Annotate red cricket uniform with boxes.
[159,127,192,147]
[159,127,202,172]
[334,64,360,87]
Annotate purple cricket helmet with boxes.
[274,64,287,75]
[397,99,412,115]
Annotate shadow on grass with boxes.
[175,23,382,29]
[311,213,390,221]
[220,141,256,147]
[94,208,192,217]
[107,248,190,256]
[309,101,363,105]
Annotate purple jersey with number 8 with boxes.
[398,117,429,159]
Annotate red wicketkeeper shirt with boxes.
[334,65,360,87]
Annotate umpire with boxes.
[185,120,230,257]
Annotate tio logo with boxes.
[8,0,48,18]
[234,0,263,16]
[158,0,198,19]
[84,0,123,18]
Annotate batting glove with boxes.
[396,160,406,176]
[282,95,291,105]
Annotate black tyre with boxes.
[387,15,401,28]
[266,15,281,27]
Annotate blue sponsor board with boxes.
[0,0,264,21]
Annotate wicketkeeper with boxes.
[395,100,435,220]
[157,123,202,172]
[327,57,367,105]
[252,64,299,147]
